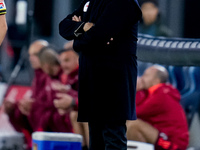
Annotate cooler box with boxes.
[32,132,82,150]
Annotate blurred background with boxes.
[0,0,200,85]
[0,0,200,149]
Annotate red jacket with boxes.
[35,69,72,132]
[9,69,72,132]
[8,69,73,148]
[136,83,189,150]
[8,69,48,148]
[61,67,79,111]
[28,69,49,131]
[8,69,47,132]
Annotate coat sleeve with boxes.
[59,0,87,40]
[73,0,142,52]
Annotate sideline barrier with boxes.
[137,34,200,66]
[32,132,82,150]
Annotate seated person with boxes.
[4,40,49,148]
[37,46,73,132]
[52,41,79,113]
[52,41,89,150]
[139,0,172,37]
[126,65,189,150]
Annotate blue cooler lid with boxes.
[32,132,82,143]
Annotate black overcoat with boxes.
[59,0,142,122]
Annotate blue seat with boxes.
[180,67,191,95]
[167,66,191,95]
[167,66,178,88]
[180,67,200,127]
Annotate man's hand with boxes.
[72,15,81,22]
[72,14,112,43]
[57,109,68,116]
[107,38,114,45]
[72,15,94,32]
[136,77,145,91]
[83,22,95,32]
[54,93,74,111]
[51,81,71,93]
[18,98,34,116]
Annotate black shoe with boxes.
[82,146,88,150]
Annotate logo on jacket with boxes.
[83,1,90,12]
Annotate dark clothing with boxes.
[59,0,142,122]
[88,121,127,150]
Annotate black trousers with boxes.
[88,121,127,150]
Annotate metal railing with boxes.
[137,34,200,66]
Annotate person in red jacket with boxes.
[37,47,73,132]
[53,41,79,113]
[4,40,49,149]
[27,41,49,132]
[52,41,89,150]
[126,65,189,150]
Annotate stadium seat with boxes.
[180,67,191,95]
[127,140,154,150]
[167,66,178,88]
[180,67,200,127]
[167,66,191,95]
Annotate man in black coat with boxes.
[59,0,142,149]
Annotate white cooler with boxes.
[127,140,154,150]
[0,132,24,150]
[32,132,82,150]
